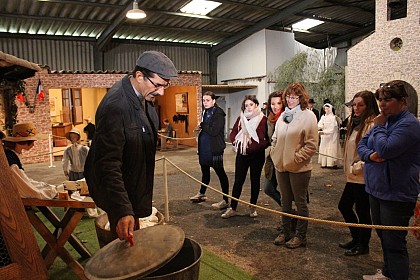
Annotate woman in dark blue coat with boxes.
[358,80,420,280]
[190,91,229,210]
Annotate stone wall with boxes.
[16,69,201,163]
[346,0,419,115]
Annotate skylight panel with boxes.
[292,19,324,31]
[180,0,222,16]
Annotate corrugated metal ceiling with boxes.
[0,0,375,50]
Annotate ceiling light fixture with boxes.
[126,0,146,19]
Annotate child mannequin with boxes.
[62,128,100,218]
[62,128,89,180]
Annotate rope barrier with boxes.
[17,133,419,232]
[158,155,420,232]
[316,151,343,161]
[157,132,196,141]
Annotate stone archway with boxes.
[400,80,418,117]
[382,73,419,118]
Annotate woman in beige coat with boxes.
[270,83,318,249]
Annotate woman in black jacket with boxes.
[190,91,229,210]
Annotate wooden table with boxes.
[22,197,96,280]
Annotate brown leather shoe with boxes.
[285,236,307,249]
[273,233,290,246]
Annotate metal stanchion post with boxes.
[48,134,56,168]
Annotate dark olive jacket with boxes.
[85,75,158,229]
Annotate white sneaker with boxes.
[211,200,229,210]
[363,269,390,280]
[249,206,258,218]
[221,207,236,218]
[189,192,207,202]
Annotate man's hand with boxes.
[370,152,385,163]
[64,171,69,177]
[116,215,135,245]
[373,113,388,126]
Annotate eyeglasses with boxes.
[285,95,299,101]
[145,75,170,90]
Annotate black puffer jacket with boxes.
[85,75,158,229]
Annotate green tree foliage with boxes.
[270,52,345,117]
[271,52,308,90]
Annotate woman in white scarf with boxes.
[222,96,270,219]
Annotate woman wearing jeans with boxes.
[270,82,318,249]
[358,80,420,280]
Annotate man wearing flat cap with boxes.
[85,51,177,243]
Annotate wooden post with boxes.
[163,157,170,223]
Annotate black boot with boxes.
[344,244,369,256]
[338,239,358,249]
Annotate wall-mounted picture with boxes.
[175,92,188,113]
[49,97,57,117]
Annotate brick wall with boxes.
[346,0,419,116]
[18,69,201,164]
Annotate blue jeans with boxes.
[369,195,416,280]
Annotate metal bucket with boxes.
[144,238,202,280]
[85,225,202,280]
[94,212,164,248]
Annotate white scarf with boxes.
[233,107,264,155]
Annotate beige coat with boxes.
[343,120,374,184]
[270,109,318,173]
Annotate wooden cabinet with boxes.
[52,123,72,146]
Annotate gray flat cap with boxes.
[136,51,178,79]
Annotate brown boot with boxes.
[285,236,307,249]
[273,233,291,246]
